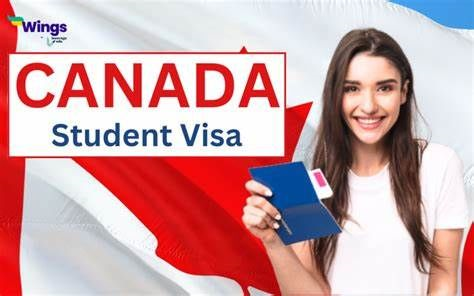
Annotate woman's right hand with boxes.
[242,179,283,247]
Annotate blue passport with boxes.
[249,161,341,245]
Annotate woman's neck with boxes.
[350,138,389,177]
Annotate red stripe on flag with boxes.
[462,223,474,295]
[75,103,312,295]
[0,1,24,295]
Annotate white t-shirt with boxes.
[328,143,469,295]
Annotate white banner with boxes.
[9,53,285,156]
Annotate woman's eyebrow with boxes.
[376,79,398,85]
[343,79,399,85]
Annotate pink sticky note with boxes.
[313,171,327,187]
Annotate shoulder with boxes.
[419,143,469,230]
[419,142,464,194]
[420,142,461,172]
[419,142,465,199]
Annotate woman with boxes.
[242,28,468,295]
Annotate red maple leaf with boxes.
[74,103,312,295]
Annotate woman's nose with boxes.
[360,91,378,114]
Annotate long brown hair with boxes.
[311,28,440,284]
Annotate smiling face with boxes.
[342,52,408,148]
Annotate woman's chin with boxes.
[353,133,385,146]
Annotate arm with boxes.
[427,229,464,295]
[264,239,330,295]
[242,180,330,295]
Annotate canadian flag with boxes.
[1,1,472,295]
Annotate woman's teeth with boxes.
[356,117,383,124]
[354,116,385,130]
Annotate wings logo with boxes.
[7,15,23,26]
[7,15,68,46]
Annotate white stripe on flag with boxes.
[21,158,263,294]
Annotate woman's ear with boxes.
[401,80,409,104]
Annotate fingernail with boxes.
[275,214,281,220]
[273,222,280,229]
[264,189,272,197]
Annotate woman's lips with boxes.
[354,116,385,130]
